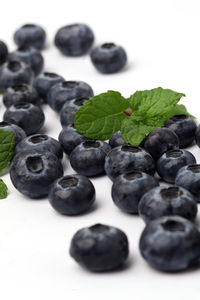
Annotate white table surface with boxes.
[1,0,200,299]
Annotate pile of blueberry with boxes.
[1,23,200,274]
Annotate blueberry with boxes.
[175,164,200,202]
[70,223,129,272]
[10,150,63,198]
[105,145,155,181]
[3,84,40,108]
[139,186,197,223]
[90,43,127,74]
[195,125,200,148]
[15,134,63,159]
[58,125,88,155]
[47,81,94,113]
[112,171,159,214]
[144,128,179,161]
[156,149,196,183]
[0,121,26,145]
[33,72,64,102]
[55,23,94,56]
[3,102,45,135]
[70,140,111,177]
[109,131,126,148]
[48,174,95,215]
[60,97,89,127]
[164,114,197,148]
[139,215,200,272]
[0,59,33,91]
[9,46,44,76]
[14,24,46,50]
[0,40,8,65]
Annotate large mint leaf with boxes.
[129,87,185,117]
[0,179,8,199]
[0,129,15,171]
[74,91,129,140]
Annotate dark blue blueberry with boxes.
[70,140,111,177]
[55,23,94,56]
[60,97,89,127]
[139,186,197,223]
[164,114,197,148]
[3,102,45,135]
[15,134,63,159]
[144,128,179,161]
[10,150,63,198]
[90,43,127,74]
[0,40,8,65]
[47,81,94,112]
[112,171,159,214]
[195,125,200,148]
[175,164,200,202]
[48,174,95,215]
[9,46,44,76]
[14,24,46,50]
[156,149,196,183]
[58,125,88,155]
[70,223,129,272]
[104,145,155,181]
[3,84,40,108]
[0,59,33,91]
[0,121,26,145]
[139,215,200,272]
[109,131,126,148]
[33,72,64,102]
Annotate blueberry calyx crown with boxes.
[101,43,116,49]
[62,81,79,88]
[44,72,59,78]
[59,176,78,188]
[26,156,44,173]
[7,60,21,72]
[166,149,183,158]
[29,135,48,144]
[121,145,141,153]
[74,98,88,107]
[187,164,200,173]
[170,114,188,121]
[0,121,11,127]
[12,84,29,92]
[124,171,143,180]
[90,224,109,233]
[160,186,182,199]
[162,220,185,232]
[83,140,100,148]
[22,24,36,28]
[14,102,31,109]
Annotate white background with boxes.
[1,0,200,299]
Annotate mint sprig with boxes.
[0,130,15,199]
[74,87,193,146]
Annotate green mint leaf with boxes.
[0,179,8,199]
[121,113,162,146]
[0,129,15,172]
[74,90,129,140]
[129,87,185,116]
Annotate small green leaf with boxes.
[121,113,161,146]
[74,91,129,140]
[163,104,195,120]
[129,87,185,116]
[0,130,15,172]
[0,179,8,199]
